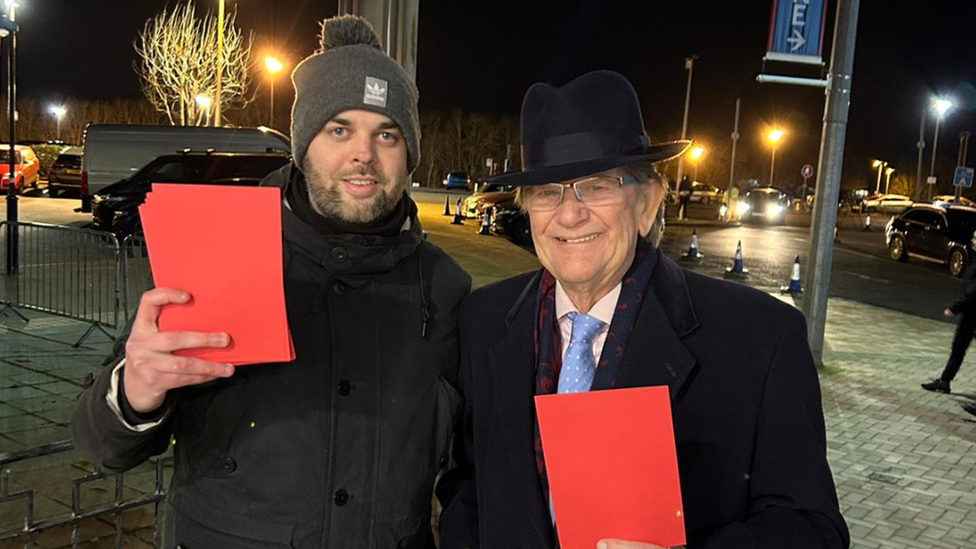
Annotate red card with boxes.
[139,183,294,365]
[535,386,685,548]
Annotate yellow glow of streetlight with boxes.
[885,167,895,176]
[688,146,704,161]
[767,129,784,144]
[195,94,212,108]
[872,159,885,168]
[49,105,66,119]
[264,56,284,75]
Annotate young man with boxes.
[72,15,470,549]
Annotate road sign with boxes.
[953,167,974,188]
[766,0,828,65]
[927,176,938,185]
[801,164,814,178]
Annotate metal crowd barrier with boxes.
[121,233,154,322]
[0,440,167,548]
[0,221,121,346]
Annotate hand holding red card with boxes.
[535,386,685,549]
[139,183,294,365]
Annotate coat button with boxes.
[333,282,346,296]
[331,247,348,262]
[219,456,237,473]
[333,489,349,506]
[337,380,351,396]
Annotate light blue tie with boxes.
[558,312,605,394]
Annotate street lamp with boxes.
[929,97,953,200]
[885,167,895,194]
[49,105,66,141]
[195,94,212,126]
[767,129,784,187]
[688,146,704,181]
[872,159,888,194]
[214,0,225,127]
[674,55,699,200]
[264,55,283,129]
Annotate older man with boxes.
[72,15,469,549]
[437,71,848,549]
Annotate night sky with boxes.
[14,0,976,191]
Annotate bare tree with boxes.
[134,1,253,126]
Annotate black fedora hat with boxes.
[487,70,690,185]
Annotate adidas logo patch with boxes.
[363,76,388,108]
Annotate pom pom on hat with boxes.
[320,14,381,52]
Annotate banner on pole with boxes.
[766,0,828,65]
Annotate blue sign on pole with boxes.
[953,167,974,188]
[767,0,828,65]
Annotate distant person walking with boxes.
[922,262,976,394]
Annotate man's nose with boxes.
[351,134,375,165]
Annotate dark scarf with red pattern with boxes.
[532,237,658,505]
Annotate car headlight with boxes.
[768,204,785,216]
[736,202,751,214]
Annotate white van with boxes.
[80,124,290,210]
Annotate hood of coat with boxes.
[261,163,424,277]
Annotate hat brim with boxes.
[485,140,692,185]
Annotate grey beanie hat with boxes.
[290,15,420,174]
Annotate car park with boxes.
[442,171,472,190]
[0,145,40,191]
[47,146,83,198]
[862,193,913,215]
[885,204,976,276]
[91,151,290,237]
[734,187,790,224]
[460,183,516,218]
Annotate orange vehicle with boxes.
[0,144,40,191]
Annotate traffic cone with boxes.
[478,207,492,235]
[724,240,749,279]
[680,228,704,262]
[780,255,803,294]
[451,198,464,225]
[442,195,451,216]
[863,214,871,231]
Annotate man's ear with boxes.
[638,182,665,237]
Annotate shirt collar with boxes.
[554,282,621,327]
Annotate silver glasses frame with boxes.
[523,175,640,212]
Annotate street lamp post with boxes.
[915,110,926,202]
[674,55,698,199]
[264,56,283,129]
[215,0,225,127]
[929,98,953,201]
[872,159,887,194]
[3,0,19,275]
[49,105,66,141]
[885,167,895,194]
[767,129,784,186]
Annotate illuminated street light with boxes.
[872,159,888,194]
[264,55,284,129]
[928,97,954,200]
[767,129,785,187]
[688,146,704,181]
[885,166,895,194]
[195,94,212,126]
[49,105,66,141]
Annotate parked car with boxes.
[0,145,40,191]
[461,183,516,218]
[442,171,472,190]
[490,199,532,245]
[931,195,976,209]
[862,193,913,214]
[47,146,83,198]
[735,187,790,224]
[81,123,290,211]
[91,151,290,237]
[688,182,723,204]
[886,204,976,276]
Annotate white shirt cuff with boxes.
[105,358,167,432]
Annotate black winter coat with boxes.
[71,165,472,549]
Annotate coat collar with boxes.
[487,249,700,543]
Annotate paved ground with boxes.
[3,197,976,547]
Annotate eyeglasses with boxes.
[521,175,639,212]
